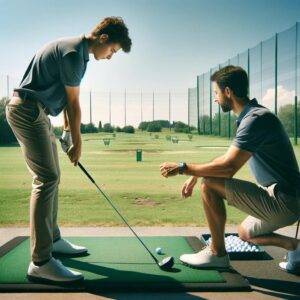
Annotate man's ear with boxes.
[224,87,231,97]
[99,34,109,44]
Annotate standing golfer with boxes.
[160,65,300,274]
[6,17,131,283]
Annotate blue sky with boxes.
[1,0,300,126]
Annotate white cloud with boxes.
[261,85,295,110]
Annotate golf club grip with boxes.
[78,162,95,184]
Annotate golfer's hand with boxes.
[181,176,198,198]
[160,162,179,177]
[67,141,82,166]
[60,130,72,153]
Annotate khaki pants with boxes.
[225,178,300,238]
[6,96,61,262]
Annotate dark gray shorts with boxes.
[225,178,300,238]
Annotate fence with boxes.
[0,75,188,128]
[189,22,300,144]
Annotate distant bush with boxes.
[122,125,135,133]
[80,123,98,133]
[116,126,122,132]
[174,121,190,133]
[103,123,114,133]
[138,120,170,131]
[147,122,162,132]
[138,121,149,131]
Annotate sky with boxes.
[1,0,300,126]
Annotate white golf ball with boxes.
[156,247,162,254]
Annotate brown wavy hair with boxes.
[91,17,132,53]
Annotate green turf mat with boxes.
[0,236,223,283]
[0,236,251,291]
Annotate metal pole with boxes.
[203,75,205,135]
[275,33,278,115]
[228,111,231,139]
[169,89,171,131]
[295,22,298,145]
[295,96,298,145]
[7,75,9,99]
[261,41,263,101]
[109,89,111,125]
[248,48,250,98]
[89,89,92,124]
[152,90,154,121]
[210,69,212,135]
[218,64,221,137]
[196,76,200,135]
[188,89,190,128]
[141,89,143,124]
[124,89,127,126]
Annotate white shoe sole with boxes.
[279,262,300,275]
[27,274,84,285]
[180,260,230,270]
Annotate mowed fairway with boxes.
[1,131,298,226]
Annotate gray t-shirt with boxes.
[232,99,300,194]
[15,35,89,116]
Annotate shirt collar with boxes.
[236,98,258,127]
[81,35,90,62]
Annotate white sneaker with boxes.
[27,258,83,283]
[279,242,300,275]
[53,238,87,255]
[180,246,230,268]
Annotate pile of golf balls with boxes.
[206,235,260,252]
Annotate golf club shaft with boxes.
[77,162,159,264]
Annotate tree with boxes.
[98,121,103,132]
[103,123,114,133]
[173,121,190,133]
[122,125,135,133]
[147,122,161,132]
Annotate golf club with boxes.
[60,138,174,271]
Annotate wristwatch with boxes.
[178,162,187,174]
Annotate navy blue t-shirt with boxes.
[232,99,300,194]
[15,35,89,116]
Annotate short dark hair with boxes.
[210,65,249,98]
[91,17,132,53]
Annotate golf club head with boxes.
[158,256,174,271]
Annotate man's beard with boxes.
[220,97,232,113]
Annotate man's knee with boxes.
[201,177,226,198]
[237,224,252,241]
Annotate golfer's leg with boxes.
[201,177,227,256]
[238,218,299,251]
[7,103,59,262]
[50,123,61,242]
[225,179,300,251]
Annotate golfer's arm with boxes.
[183,146,252,178]
[63,109,70,131]
[64,86,81,146]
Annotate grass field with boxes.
[0,130,298,227]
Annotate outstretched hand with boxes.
[160,162,179,177]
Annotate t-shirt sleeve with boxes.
[59,52,84,86]
[232,114,268,153]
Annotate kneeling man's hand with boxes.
[160,162,179,177]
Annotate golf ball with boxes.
[156,247,162,254]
